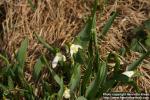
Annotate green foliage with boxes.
[0,0,148,99]
[101,12,117,37]
[126,50,150,71]
[130,19,150,52]
[16,38,28,69]
[34,32,56,54]
[69,64,81,92]
[33,57,44,81]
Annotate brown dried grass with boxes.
[0,0,150,93]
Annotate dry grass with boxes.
[0,0,150,93]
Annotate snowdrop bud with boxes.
[52,52,66,68]
[70,44,82,57]
[122,71,135,78]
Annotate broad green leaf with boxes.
[34,32,55,54]
[16,38,28,67]
[69,64,81,92]
[81,58,93,95]
[86,61,107,99]
[33,57,44,81]
[76,96,87,100]
[101,12,117,37]
[74,19,92,48]
[16,38,28,76]
[78,19,92,41]
[126,50,150,71]
[8,76,14,89]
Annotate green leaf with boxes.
[16,38,28,70]
[114,74,140,92]
[119,48,126,56]
[96,79,117,98]
[101,12,117,37]
[74,19,92,48]
[0,83,7,90]
[74,51,84,64]
[81,58,93,95]
[107,53,121,76]
[41,55,63,95]
[145,38,150,47]
[76,96,87,100]
[126,51,150,71]
[34,32,55,54]
[42,81,52,95]
[130,38,145,53]
[144,19,150,31]
[86,61,107,99]
[0,54,10,66]
[8,76,14,89]
[69,64,81,92]
[33,57,44,81]
[57,77,64,100]
[16,38,28,75]
[78,19,92,41]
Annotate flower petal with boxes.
[122,71,135,78]
[70,44,82,57]
[52,56,59,68]
[52,52,66,68]
[63,88,70,99]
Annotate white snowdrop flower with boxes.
[70,44,82,57]
[52,52,66,69]
[63,88,70,99]
[122,71,135,78]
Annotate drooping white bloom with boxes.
[70,44,82,57]
[122,71,135,78]
[52,52,66,68]
[63,88,70,99]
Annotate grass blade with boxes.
[34,33,55,54]
[58,77,64,100]
[126,50,150,71]
[101,12,117,37]
[86,61,107,99]
[16,38,28,76]
[41,55,64,98]
[16,38,28,67]
[81,58,93,95]
[33,57,44,81]
[8,76,14,89]
[69,64,81,92]
[0,54,10,66]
